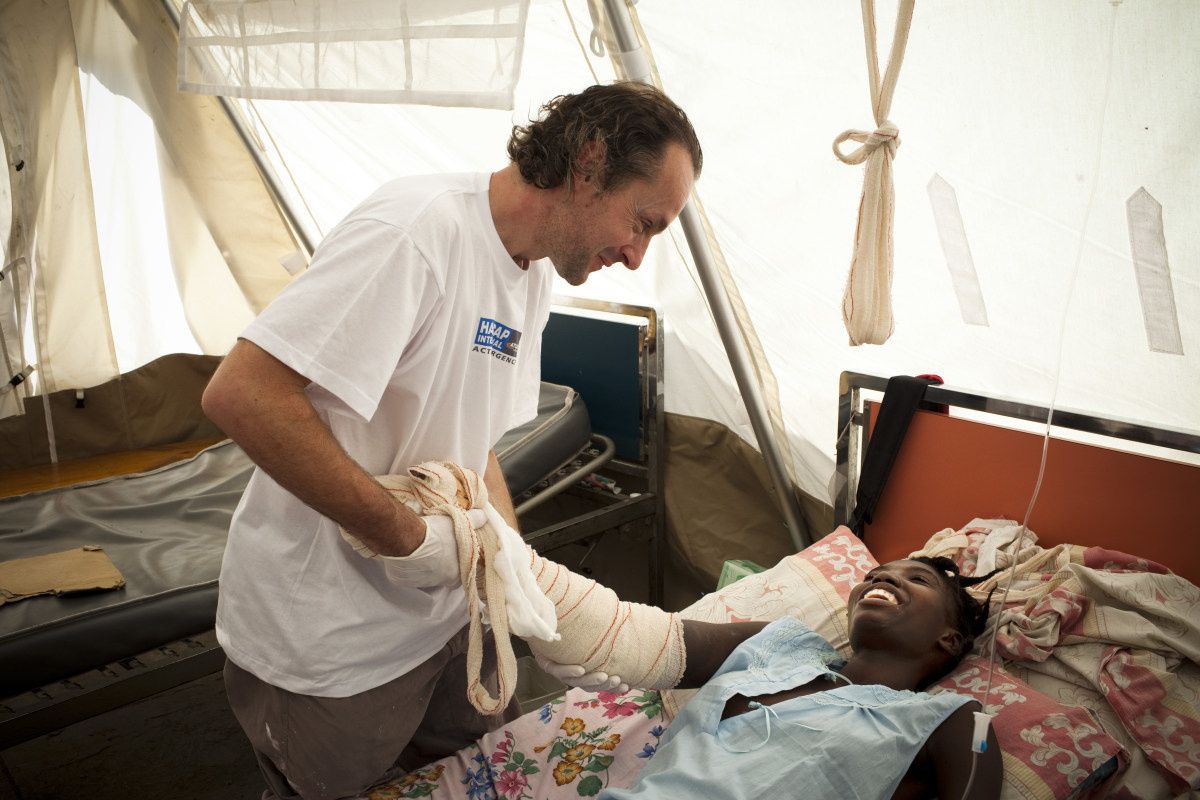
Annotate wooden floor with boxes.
[0,438,226,499]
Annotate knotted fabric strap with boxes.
[341,462,686,715]
[832,122,900,166]
[836,0,916,346]
[341,462,519,715]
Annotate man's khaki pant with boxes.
[224,625,520,800]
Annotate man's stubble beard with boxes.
[546,202,594,286]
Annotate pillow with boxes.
[662,526,877,718]
[930,657,1127,800]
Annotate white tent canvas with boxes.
[1,0,1196,576]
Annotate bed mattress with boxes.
[0,383,591,697]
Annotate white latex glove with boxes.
[534,652,629,695]
[379,509,485,588]
[483,504,560,643]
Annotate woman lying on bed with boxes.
[596,557,1002,800]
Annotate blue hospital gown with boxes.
[601,617,973,800]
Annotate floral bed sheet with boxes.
[365,689,665,800]
[367,523,1200,799]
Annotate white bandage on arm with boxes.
[525,551,687,690]
[483,505,684,688]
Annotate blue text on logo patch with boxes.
[474,317,522,358]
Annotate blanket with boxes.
[915,519,1200,795]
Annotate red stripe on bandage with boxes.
[585,605,627,664]
[560,581,596,619]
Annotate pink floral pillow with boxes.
[930,657,1127,799]
[662,526,877,718]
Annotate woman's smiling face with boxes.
[847,559,961,660]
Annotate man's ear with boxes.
[573,140,606,187]
[937,629,965,659]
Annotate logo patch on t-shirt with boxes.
[473,317,521,364]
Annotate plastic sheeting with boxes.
[0,440,252,696]
[621,0,1200,492]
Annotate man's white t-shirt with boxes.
[216,173,554,697]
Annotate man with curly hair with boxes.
[202,82,701,800]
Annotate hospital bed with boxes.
[0,299,666,753]
[833,371,1200,585]
[357,372,1200,800]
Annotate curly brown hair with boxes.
[507,82,702,194]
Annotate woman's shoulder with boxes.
[721,617,841,674]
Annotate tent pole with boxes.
[160,0,315,259]
[598,0,811,550]
[676,209,811,550]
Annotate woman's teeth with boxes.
[863,587,898,605]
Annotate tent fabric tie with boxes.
[836,0,916,346]
[833,122,900,165]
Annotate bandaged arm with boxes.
[524,551,690,690]
[519,521,770,691]
[538,618,770,691]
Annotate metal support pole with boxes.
[599,0,811,550]
[161,0,315,258]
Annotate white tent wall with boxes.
[73,0,297,348]
[1,0,1195,573]
[0,0,297,466]
[0,0,118,398]
[158,0,1200,575]
[178,0,532,109]
[630,0,1199,444]
[234,3,618,242]
[0,126,17,420]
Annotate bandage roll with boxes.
[342,462,686,715]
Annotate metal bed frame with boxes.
[833,370,1200,528]
[514,296,667,608]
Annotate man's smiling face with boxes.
[546,142,694,286]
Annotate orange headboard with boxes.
[860,405,1200,586]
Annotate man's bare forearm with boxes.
[484,449,520,530]
[202,340,425,556]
